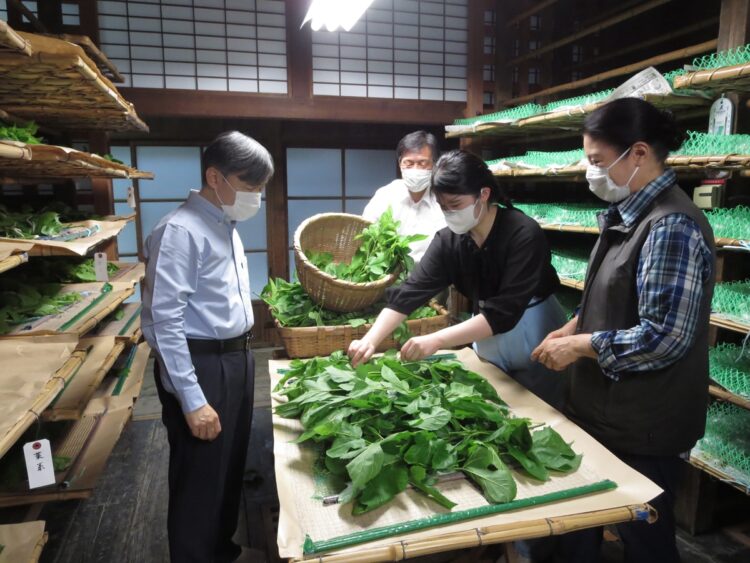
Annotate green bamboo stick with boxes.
[303,479,618,555]
[60,283,113,332]
[112,345,138,396]
[118,304,142,336]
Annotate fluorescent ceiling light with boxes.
[302,0,376,32]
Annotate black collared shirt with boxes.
[386,206,560,335]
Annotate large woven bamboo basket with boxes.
[294,213,400,312]
[274,302,450,358]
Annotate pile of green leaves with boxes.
[0,203,101,240]
[0,277,82,334]
[0,120,42,144]
[275,352,582,515]
[262,278,438,344]
[102,153,124,164]
[22,258,119,283]
[308,208,425,283]
[0,207,64,239]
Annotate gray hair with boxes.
[396,130,439,163]
[202,131,274,186]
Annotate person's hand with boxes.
[348,338,376,367]
[532,318,579,357]
[400,334,442,362]
[532,334,593,371]
[185,403,222,441]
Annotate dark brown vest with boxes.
[565,185,716,456]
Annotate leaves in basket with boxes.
[274,351,583,515]
[261,278,437,344]
[306,207,426,283]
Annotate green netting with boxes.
[712,280,750,324]
[697,401,750,483]
[693,43,750,70]
[676,130,750,156]
[542,89,614,113]
[514,202,603,229]
[550,248,590,281]
[486,149,586,169]
[704,206,750,241]
[710,343,750,399]
[452,103,543,125]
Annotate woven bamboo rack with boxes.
[0,350,86,459]
[0,19,31,56]
[491,155,750,179]
[44,33,125,83]
[0,31,147,132]
[531,221,744,249]
[42,340,127,422]
[559,275,750,335]
[0,140,153,179]
[289,504,655,563]
[447,94,709,139]
[689,454,750,496]
[674,61,750,94]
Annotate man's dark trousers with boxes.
[155,346,254,563]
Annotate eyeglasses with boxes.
[221,174,264,194]
[400,158,433,170]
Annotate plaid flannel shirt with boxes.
[589,169,713,379]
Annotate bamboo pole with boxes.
[505,40,718,106]
[291,505,654,563]
[708,385,750,411]
[506,0,672,66]
[568,19,719,72]
[505,0,559,28]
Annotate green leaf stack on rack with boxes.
[0,278,82,334]
[274,352,582,516]
[514,203,603,229]
[695,401,750,489]
[710,344,750,400]
[487,149,586,169]
[550,249,590,282]
[0,120,43,144]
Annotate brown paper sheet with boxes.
[0,219,128,257]
[88,341,150,408]
[46,335,119,414]
[0,521,46,563]
[94,301,141,340]
[270,348,663,559]
[0,335,78,443]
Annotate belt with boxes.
[187,332,252,355]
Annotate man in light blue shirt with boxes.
[142,131,273,563]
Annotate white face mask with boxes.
[218,175,262,222]
[586,147,639,203]
[443,198,484,235]
[401,168,431,193]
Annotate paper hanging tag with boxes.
[23,439,56,489]
[127,186,136,209]
[94,252,109,282]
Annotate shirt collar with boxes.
[614,168,676,228]
[186,190,232,225]
[396,180,437,208]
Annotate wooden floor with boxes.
[17,348,750,563]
